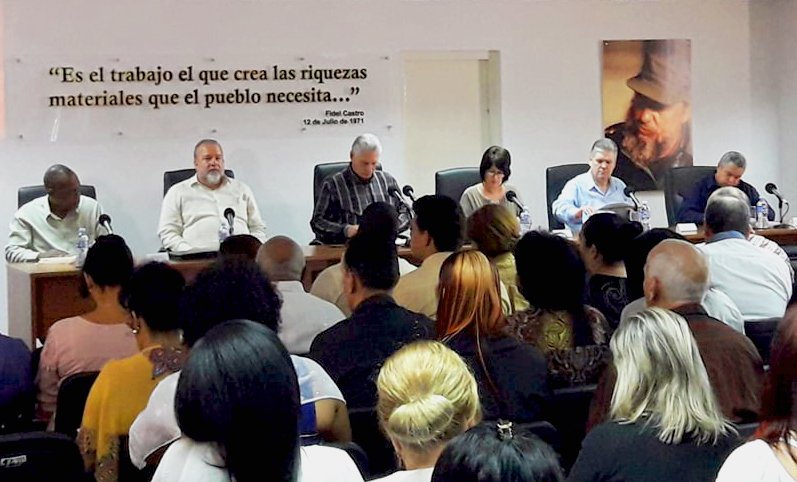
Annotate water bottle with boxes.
[756,200,768,229]
[218,221,231,244]
[519,207,533,235]
[639,201,651,231]
[75,228,89,267]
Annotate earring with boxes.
[131,322,140,335]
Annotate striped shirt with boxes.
[310,165,409,244]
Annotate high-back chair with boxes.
[546,164,590,229]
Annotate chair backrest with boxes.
[0,431,86,482]
[119,435,156,482]
[513,420,560,452]
[546,164,590,229]
[663,166,715,225]
[734,422,759,442]
[348,406,396,479]
[744,318,781,366]
[434,167,481,204]
[163,169,235,196]
[313,162,350,207]
[18,185,96,208]
[548,383,597,471]
[321,442,369,478]
[54,371,100,439]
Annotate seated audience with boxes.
[393,195,466,318]
[129,258,349,469]
[5,164,106,262]
[219,233,262,260]
[431,422,564,482]
[36,234,138,424]
[257,236,344,354]
[459,146,524,219]
[311,202,416,316]
[717,307,797,481]
[506,231,609,387]
[579,212,642,330]
[373,340,481,482]
[467,204,528,313]
[589,240,763,429]
[697,187,792,320]
[0,332,33,431]
[570,308,739,482]
[620,228,745,333]
[79,262,187,482]
[309,234,434,409]
[151,320,363,482]
[437,250,549,422]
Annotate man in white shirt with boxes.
[697,187,792,321]
[257,235,344,354]
[158,139,267,252]
[5,164,105,262]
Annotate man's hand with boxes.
[575,206,596,222]
[344,225,359,238]
[39,249,70,259]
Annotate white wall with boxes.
[772,0,797,206]
[1,0,769,333]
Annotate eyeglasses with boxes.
[485,169,504,177]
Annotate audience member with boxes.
[459,146,524,219]
[79,262,187,482]
[589,240,763,429]
[6,164,106,262]
[437,250,549,422]
[219,233,262,260]
[311,133,409,244]
[579,212,642,330]
[129,258,349,469]
[506,231,609,387]
[311,202,416,316]
[717,307,797,481]
[0,332,33,431]
[257,235,344,354]
[431,422,564,482]
[158,139,267,252]
[36,234,138,424]
[571,308,738,482]
[151,320,363,482]
[697,187,792,320]
[372,340,481,482]
[467,204,528,313]
[309,234,434,409]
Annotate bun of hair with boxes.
[386,394,456,447]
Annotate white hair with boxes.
[351,133,382,157]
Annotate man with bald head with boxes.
[257,235,343,354]
[5,165,105,262]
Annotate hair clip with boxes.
[497,419,514,441]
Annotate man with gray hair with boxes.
[677,150,773,224]
[256,235,344,354]
[696,188,791,320]
[311,133,409,244]
[552,138,633,233]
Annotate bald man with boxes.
[257,236,344,354]
[5,165,105,262]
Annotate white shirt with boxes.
[152,438,364,482]
[277,281,345,354]
[697,235,792,320]
[129,356,343,469]
[158,175,266,252]
[716,439,797,482]
[620,289,745,334]
[392,252,453,319]
[371,468,434,482]
[5,195,105,262]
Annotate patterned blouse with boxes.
[587,274,629,332]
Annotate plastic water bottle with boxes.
[519,207,533,235]
[75,228,89,267]
[756,200,768,229]
[639,201,651,231]
[218,221,231,244]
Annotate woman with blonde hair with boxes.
[569,307,738,481]
[374,340,481,482]
[437,250,548,423]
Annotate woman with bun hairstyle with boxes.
[373,340,481,482]
[579,212,643,330]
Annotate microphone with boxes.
[765,183,790,225]
[389,186,414,214]
[402,185,417,203]
[505,190,525,212]
[766,183,783,199]
[623,186,641,210]
[98,214,113,234]
[223,208,236,235]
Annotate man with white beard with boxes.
[158,139,266,252]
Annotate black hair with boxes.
[580,213,643,264]
[176,320,299,482]
[478,146,512,183]
[432,423,564,482]
[180,257,282,347]
[121,262,185,334]
[79,234,134,298]
[515,231,592,347]
[624,228,686,300]
[219,234,262,261]
[344,232,399,291]
[705,195,750,235]
[358,201,400,243]
[413,195,465,253]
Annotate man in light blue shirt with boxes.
[552,138,633,233]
